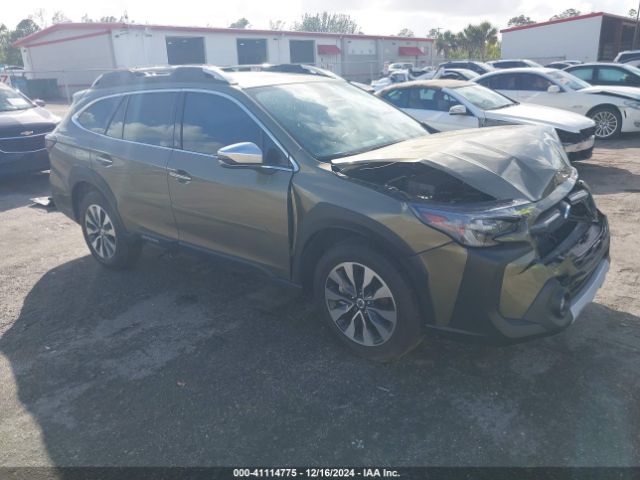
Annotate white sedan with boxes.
[377,80,596,160]
[475,67,640,139]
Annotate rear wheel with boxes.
[79,190,141,269]
[313,242,424,361]
[588,106,622,139]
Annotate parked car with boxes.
[370,70,413,91]
[564,62,640,87]
[613,50,640,67]
[48,66,610,360]
[438,60,495,75]
[475,67,640,139]
[377,80,596,160]
[434,68,479,81]
[388,62,414,72]
[545,60,582,69]
[0,83,60,176]
[489,59,543,69]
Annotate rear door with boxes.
[595,66,640,87]
[96,91,179,239]
[566,66,595,84]
[167,91,294,277]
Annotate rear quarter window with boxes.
[76,97,121,134]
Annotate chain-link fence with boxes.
[0,60,434,103]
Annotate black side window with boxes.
[408,88,436,109]
[383,89,409,108]
[479,74,517,90]
[105,96,127,139]
[517,73,552,91]
[123,92,178,147]
[568,67,594,82]
[77,97,121,134]
[181,92,288,166]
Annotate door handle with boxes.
[168,169,192,183]
[95,153,113,166]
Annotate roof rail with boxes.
[221,63,342,80]
[91,65,233,89]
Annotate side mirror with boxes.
[217,142,263,165]
[449,104,467,115]
[547,85,561,94]
[34,99,46,107]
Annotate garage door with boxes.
[166,37,206,65]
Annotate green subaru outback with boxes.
[47,65,609,360]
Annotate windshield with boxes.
[547,70,591,90]
[625,64,640,76]
[0,87,33,112]
[250,80,428,161]
[453,85,515,110]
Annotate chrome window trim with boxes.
[71,88,298,172]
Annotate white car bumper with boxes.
[563,135,595,153]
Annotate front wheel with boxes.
[589,106,622,140]
[313,242,424,361]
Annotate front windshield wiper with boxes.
[487,103,517,110]
[318,138,412,162]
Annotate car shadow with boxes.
[1,250,639,467]
[0,171,51,213]
[574,161,640,195]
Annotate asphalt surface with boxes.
[0,127,639,467]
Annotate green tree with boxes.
[51,11,71,24]
[630,9,638,18]
[435,30,457,58]
[2,19,40,66]
[460,21,498,60]
[507,15,535,27]
[229,18,250,29]
[397,28,414,37]
[269,20,286,30]
[550,8,581,20]
[293,12,361,34]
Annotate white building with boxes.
[13,22,435,97]
[501,11,639,65]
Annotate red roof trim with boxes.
[500,12,605,33]
[317,44,341,54]
[398,46,423,56]
[14,22,434,47]
[20,30,111,48]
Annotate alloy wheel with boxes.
[85,204,117,259]
[324,262,397,346]
[592,110,618,139]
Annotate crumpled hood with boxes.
[332,125,575,203]
[580,85,640,101]
[486,103,595,132]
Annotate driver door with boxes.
[167,91,294,277]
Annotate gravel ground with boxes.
[0,130,638,467]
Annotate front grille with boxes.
[532,184,600,258]
[581,126,596,138]
[556,126,596,144]
[0,134,46,153]
[0,122,55,138]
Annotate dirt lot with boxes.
[0,131,639,467]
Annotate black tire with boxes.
[313,241,424,361]
[588,106,622,140]
[79,190,141,270]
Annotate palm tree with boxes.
[436,30,457,58]
[461,22,498,60]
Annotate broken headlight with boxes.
[411,204,526,247]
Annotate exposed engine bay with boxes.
[334,161,496,204]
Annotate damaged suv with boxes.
[48,66,610,360]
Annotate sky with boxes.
[2,0,638,36]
